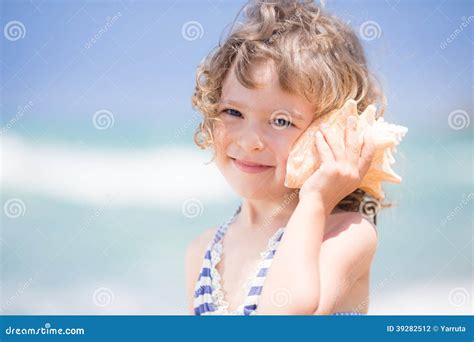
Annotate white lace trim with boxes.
[208,227,285,315]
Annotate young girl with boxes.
[186,0,383,315]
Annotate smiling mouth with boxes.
[230,157,274,174]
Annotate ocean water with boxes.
[0,126,472,315]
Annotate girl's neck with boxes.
[237,190,300,230]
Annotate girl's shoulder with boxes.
[186,226,218,261]
[325,210,378,239]
[317,211,378,302]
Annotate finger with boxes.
[344,114,360,166]
[360,104,376,125]
[358,127,375,177]
[320,122,345,161]
[343,99,358,117]
[315,130,335,164]
[335,99,357,130]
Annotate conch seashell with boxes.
[285,100,408,200]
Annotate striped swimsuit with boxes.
[193,204,366,315]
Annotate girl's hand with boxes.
[299,100,376,216]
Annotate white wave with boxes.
[369,280,473,315]
[1,134,235,208]
[1,280,187,315]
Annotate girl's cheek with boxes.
[213,121,227,148]
[278,158,289,176]
[270,137,293,173]
[214,122,239,159]
[216,120,240,143]
[270,135,292,158]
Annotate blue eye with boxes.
[223,108,242,117]
[271,117,293,128]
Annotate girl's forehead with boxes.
[222,59,278,91]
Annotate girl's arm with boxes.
[254,196,326,314]
[255,101,377,315]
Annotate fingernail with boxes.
[321,123,329,130]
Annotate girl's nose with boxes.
[236,129,265,152]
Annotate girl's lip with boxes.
[231,158,274,174]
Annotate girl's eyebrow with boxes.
[219,99,306,121]
[219,99,245,109]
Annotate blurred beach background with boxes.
[0,0,472,315]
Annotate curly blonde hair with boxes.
[191,0,389,221]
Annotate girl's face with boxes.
[213,60,315,200]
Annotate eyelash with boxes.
[223,108,242,118]
[222,108,295,128]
